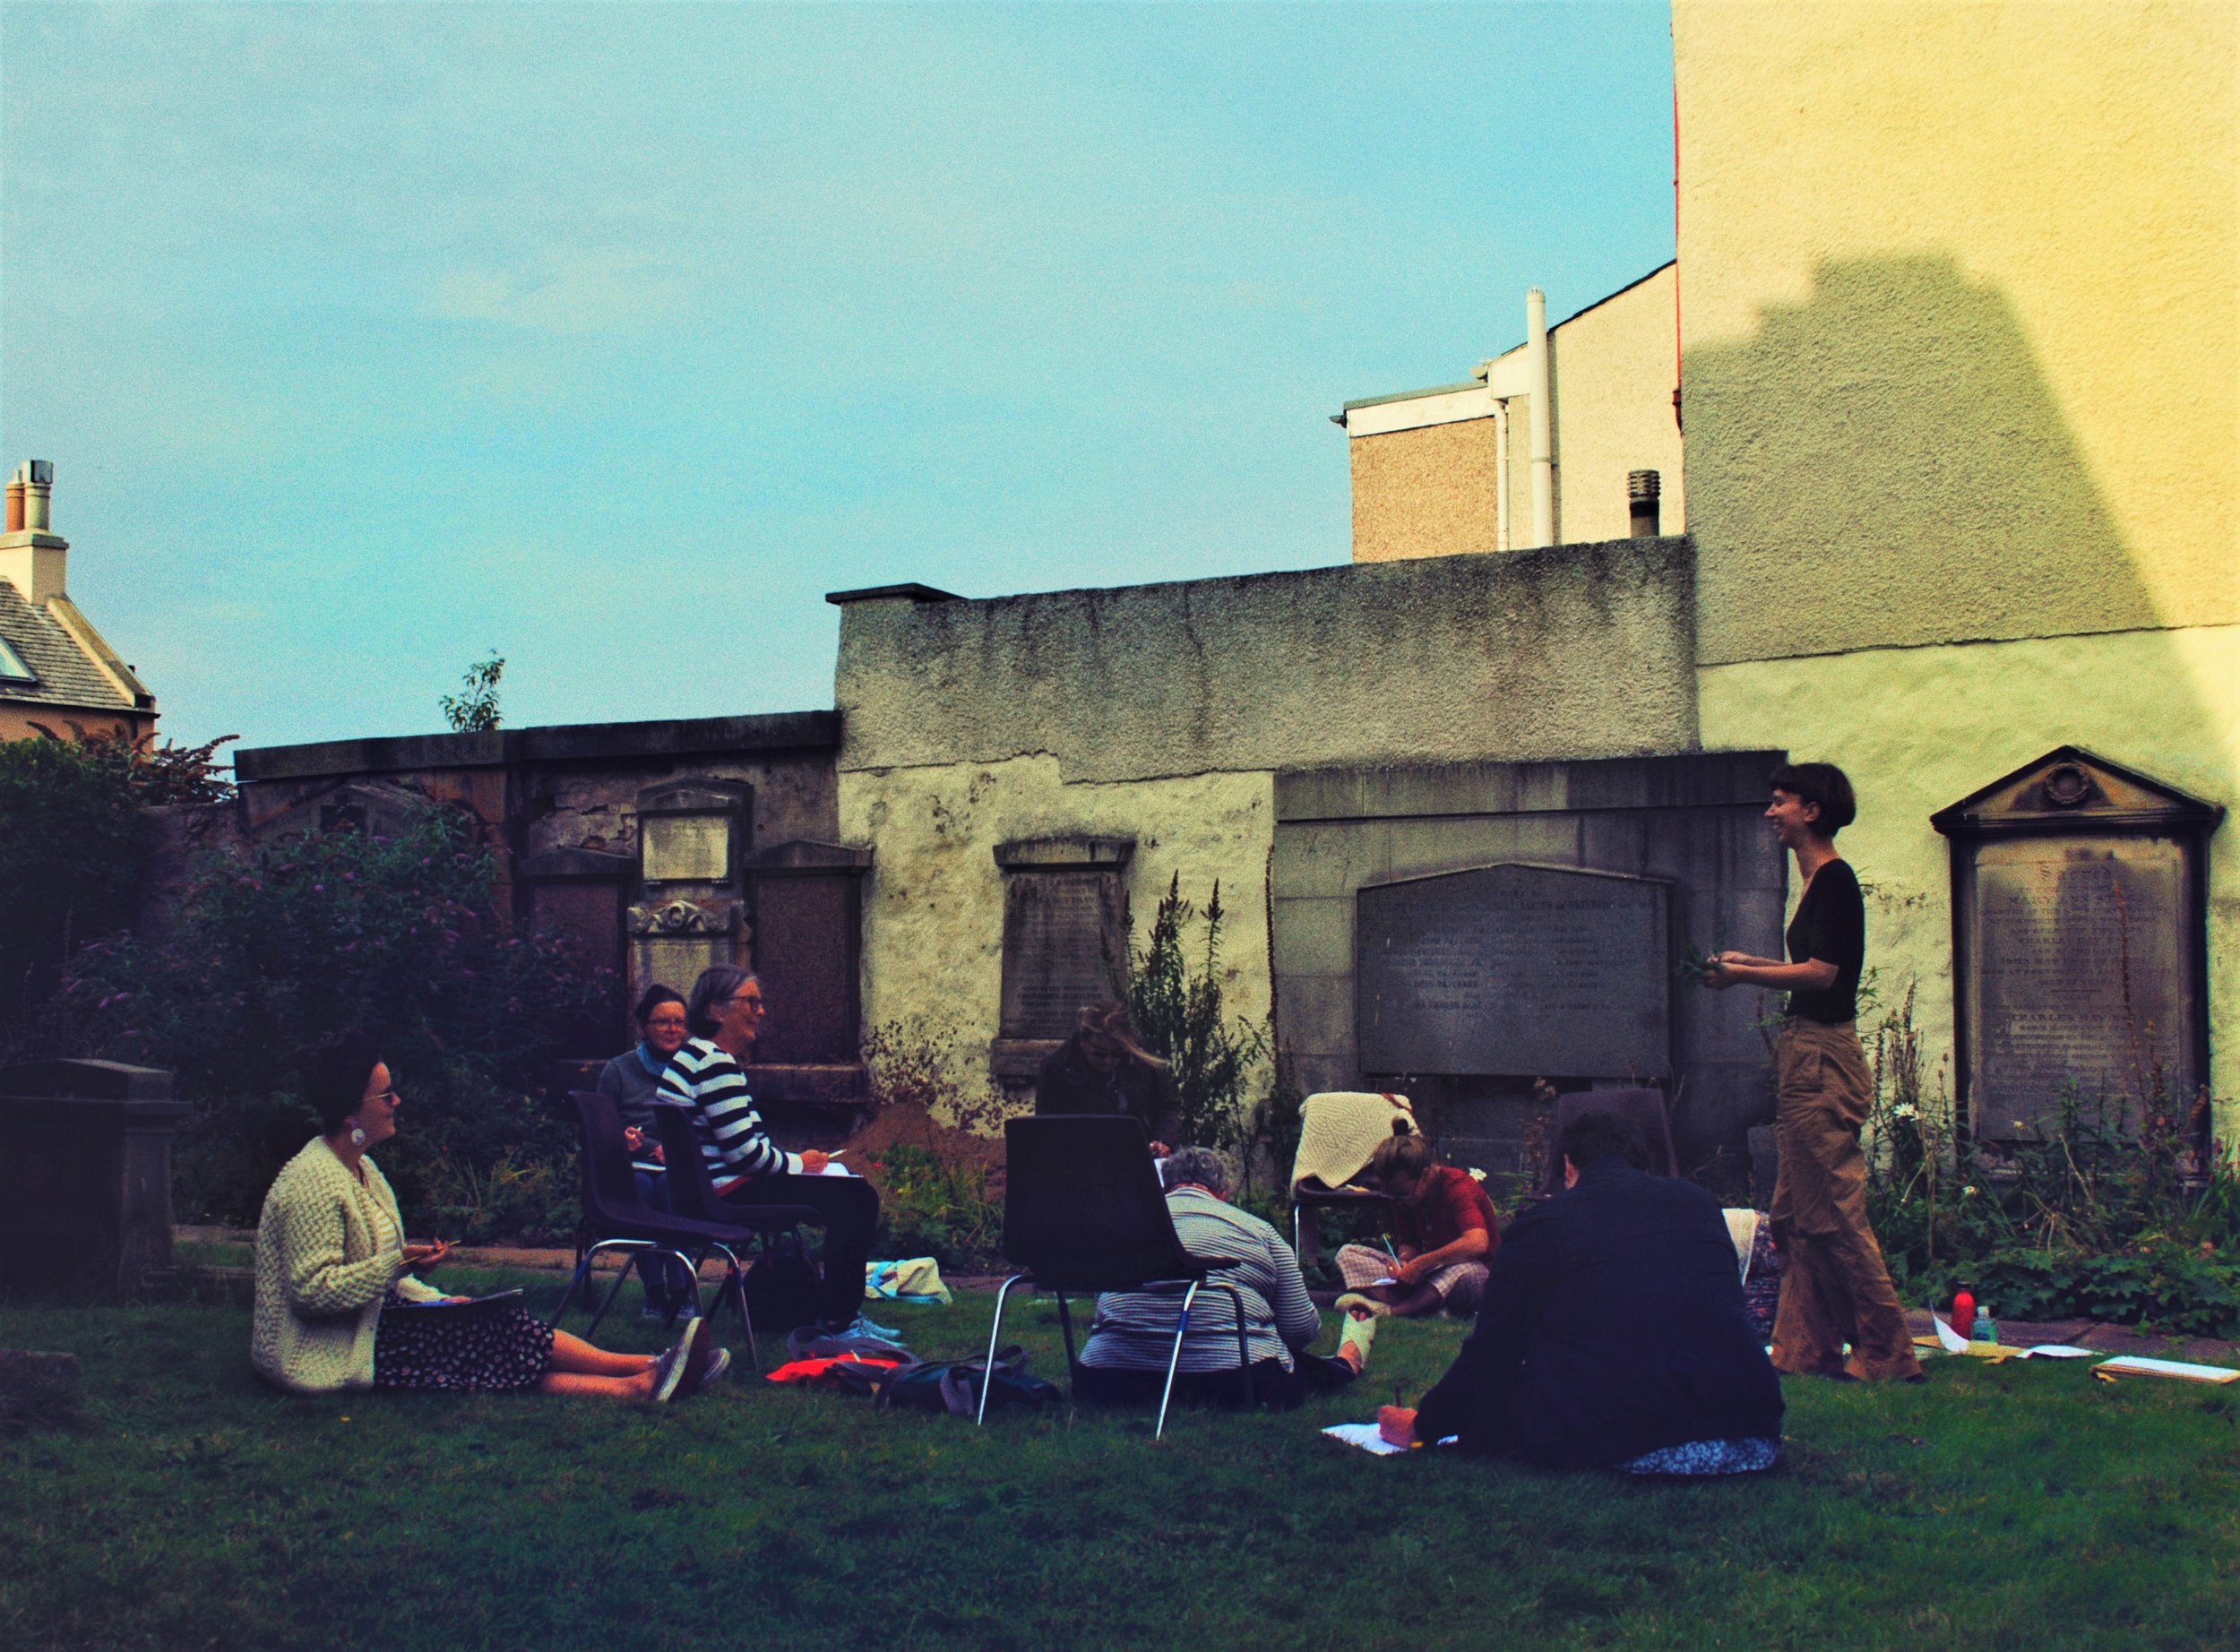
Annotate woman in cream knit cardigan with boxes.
[253,1033,719,1401]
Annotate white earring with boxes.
[349,1125,368,1147]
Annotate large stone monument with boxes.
[627,779,753,998]
[1934,748,2222,1143]
[989,835,1133,1091]
[1357,863,1671,1080]
[0,1059,190,1302]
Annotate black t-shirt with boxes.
[1785,858,1865,1024]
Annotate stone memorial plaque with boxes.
[642,813,731,883]
[1968,837,2194,1138]
[999,871,1125,1041]
[1357,864,1669,1079]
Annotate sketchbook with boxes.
[2091,1355,2240,1385]
[393,1289,525,1312]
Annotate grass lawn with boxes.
[4,1264,2238,1652]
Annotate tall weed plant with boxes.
[1125,873,1266,1151]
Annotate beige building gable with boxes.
[1340,263,1684,562]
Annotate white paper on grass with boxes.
[1930,1312,1971,1354]
[2095,1355,2240,1383]
[2021,1345,2098,1359]
[1322,1423,1460,1455]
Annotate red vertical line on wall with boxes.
[1672,73,1684,433]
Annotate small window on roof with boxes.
[0,635,38,684]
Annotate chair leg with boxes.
[1211,1283,1253,1409]
[552,1239,649,1331]
[978,1273,1031,1427]
[1154,1280,1203,1442]
[587,1252,639,1338]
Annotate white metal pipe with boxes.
[1494,399,1511,551]
[1527,288,1554,546]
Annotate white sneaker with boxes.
[651,1316,706,1405]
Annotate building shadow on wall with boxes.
[1684,250,2229,791]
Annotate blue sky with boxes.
[2,3,1676,751]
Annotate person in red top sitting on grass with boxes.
[1332,1123,1500,1321]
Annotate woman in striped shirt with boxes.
[658,965,882,1336]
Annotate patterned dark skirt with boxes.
[373,1295,554,1393]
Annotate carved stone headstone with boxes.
[1935,749,2221,1142]
[629,779,752,998]
[993,838,1133,1070]
[1357,863,1670,1080]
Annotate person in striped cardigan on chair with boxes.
[658,965,883,1338]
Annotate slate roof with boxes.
[0,576,151,716]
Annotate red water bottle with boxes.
[1951,1287,1977,1340]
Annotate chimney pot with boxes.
[21,460,52,533]
[1628,469,1662,537]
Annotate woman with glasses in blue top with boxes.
[596,983,695,1319]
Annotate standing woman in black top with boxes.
[1704,762,1921,1382]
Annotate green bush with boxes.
[0,727,232,1050]
[59,802,610,1240]
[865,1143,1003,1272]
[1859,979,2239,1334]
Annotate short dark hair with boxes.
[1560,1109,1650,1172]
[685,965,756,1039]
[633,983,685,1027]
[1770,761,1857,835]
[298,1031,383,1135]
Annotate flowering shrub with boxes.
[1860,981,2239,1333]
[59,802,610,1235]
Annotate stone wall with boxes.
[1271,750,1784,1186]
[231,713,859,1075]
[836,537,1701,783]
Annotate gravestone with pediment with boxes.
[1934,747,2221,1143]
[1357,863,1671,1080]
[989,836,1133,1088]
[628,779,752,998]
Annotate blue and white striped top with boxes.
[1080,1188,1323,1373]
[655,1037,798,1190]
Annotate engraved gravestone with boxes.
[995,837,1133,1043]
[1357,864,1669,1079]
[1935,748,2220,1145]
[1969,839,2193,1138]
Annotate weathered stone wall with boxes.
[834,541,1706,1119]
[836,538,1700,783]
[231,713,848,1056]
[839,755,1274,1108]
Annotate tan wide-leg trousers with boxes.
[1769,1019,1923,1381]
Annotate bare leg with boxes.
[539,1369,656,1399]
[547,1329,659,1378]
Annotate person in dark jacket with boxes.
[1378,1111,1783,1472]
[594,983,692,1318]
[1033,1001,1182,1151]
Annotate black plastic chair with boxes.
[555,1090,774,1360]
[1536,1088,1682,1196]
[650,1104,821,1367]
[983,1114,1252,1439]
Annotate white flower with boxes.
[1893,1103,1919,1121]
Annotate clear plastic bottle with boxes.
[1972,1304,1999,1346]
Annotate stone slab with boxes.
[1357,864,1671,1079]
[1968,835,2198,1139]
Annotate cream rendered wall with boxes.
[1676,1,2239,1140]
[1700,628,2239,1125]
[838,755,1276,1106]
[1550,264,1684,545]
